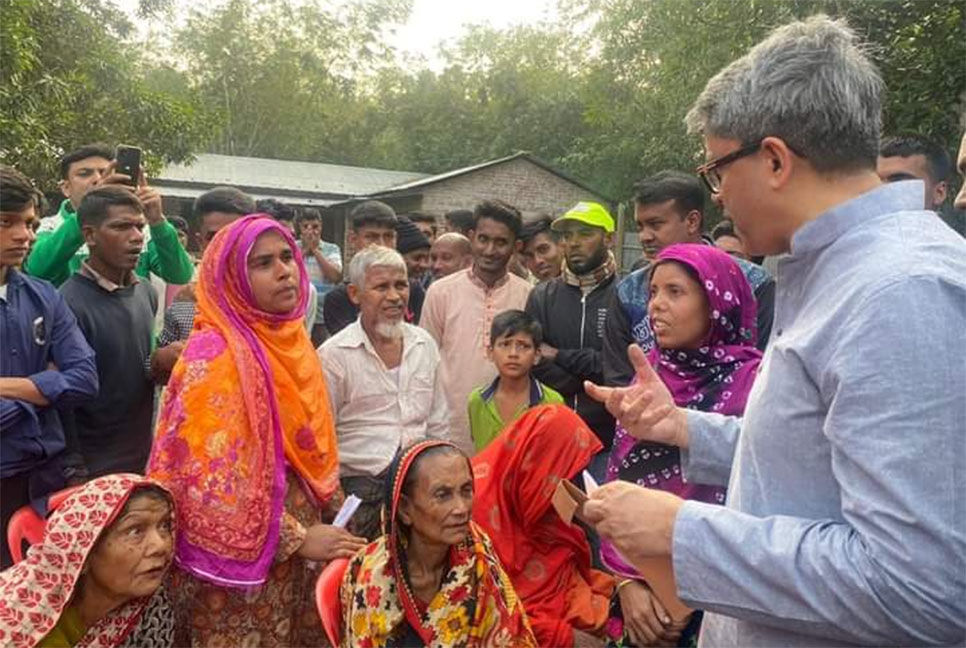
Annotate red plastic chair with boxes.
[315,557,350,646]
[6,486,79,564]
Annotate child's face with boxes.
[489,331,538,379]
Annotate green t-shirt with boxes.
[467,375,564,451]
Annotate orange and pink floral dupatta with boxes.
[148,215,340,588]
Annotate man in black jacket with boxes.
[525,202,617,479]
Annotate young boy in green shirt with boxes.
[468,309,563,451]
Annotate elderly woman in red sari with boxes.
[341,440,536,647]
[148,215,365,646]
[471,404,616,646]
[0,474,176,648]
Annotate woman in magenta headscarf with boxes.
[603,244,762,647]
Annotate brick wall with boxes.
[415,157,610,218]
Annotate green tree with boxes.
[0,0,211,190]
[172,0,411,161]
[564,0,965,199]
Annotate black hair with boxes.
[194,186,255,219]
[0,165,44,214]
[59,143,114,180]
[77,186,144,228]
[444,209,474,235]
[296,207,323,226]
[473,199,522,239]
[406,211,436,225]
[350,200,397,231]
[711,220,737,241]
[399,444,465,498]
[167,215,190,234]
[490,309,542,347]
[879,133,953,182]
[632,170,705,218]
[256,198,295,223]
[519,213,557,245]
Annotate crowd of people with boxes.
[1,13,965,648]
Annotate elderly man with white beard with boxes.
[317,245,449,540]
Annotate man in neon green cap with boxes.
[524,200,617,481]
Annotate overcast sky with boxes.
[117,0,558,69]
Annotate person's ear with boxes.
[761,136,796,191]
[514,239,523,254]
[604,232,614,249]
[59,178,71,200]
[397,494,413,527]
[684,210,702,236]
[933,181,948,208]
[347,283,361,306]
[81,223,97,248]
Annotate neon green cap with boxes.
[551,201,615,233]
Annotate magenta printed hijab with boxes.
[601,243,762,579]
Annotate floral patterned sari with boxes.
[340,440,535,647]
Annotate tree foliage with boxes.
[2,0,962,207]
[0,0,211,187]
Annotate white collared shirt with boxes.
[318,318,449,477]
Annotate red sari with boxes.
[471,405,614,646]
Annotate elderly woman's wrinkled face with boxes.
[84,492,174,601]
[399,453,473,547]
[248,230,300,314]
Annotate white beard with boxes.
[374,320,404,339]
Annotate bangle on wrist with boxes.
[615,578,637,594]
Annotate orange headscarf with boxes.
[149,215,339,587]
[471,405,614,646]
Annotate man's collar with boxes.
[790,180,924,256]
[79,260,139,292]
[468,265,510,290]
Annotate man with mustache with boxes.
[318,245,448,540]
[525,202,617,480]
[420,200,531,453]
[602,171,774,386]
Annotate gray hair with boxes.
[685,15,884,173]
[348,244,407,289]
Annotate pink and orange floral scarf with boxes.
[148,215,340,588]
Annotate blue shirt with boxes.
[0,269,98,479]
[672,181,966,646]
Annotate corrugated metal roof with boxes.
[157,184,339,206]
[157,153,428,197]
[379,151,614,202]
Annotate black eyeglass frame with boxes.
[696,138,807,194]
[695,139,764,195]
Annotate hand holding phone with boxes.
[114,145,142,186]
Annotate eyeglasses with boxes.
[695,139,763,195]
